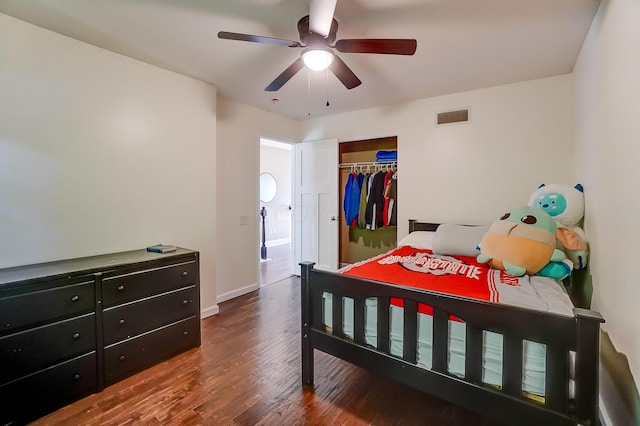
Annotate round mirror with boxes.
[259,172,277,203]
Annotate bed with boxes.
[300,220,604,426]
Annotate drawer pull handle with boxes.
[73,373,81,381]
[119,319,126,325]
[183,331,188,336]
[117,285,124,291]
[119,355,126,361]
[182,271,188,276]
[183,300,188,305]
[71,295,79,302]
[72,333,80,340]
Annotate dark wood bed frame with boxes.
[300,220,604,426]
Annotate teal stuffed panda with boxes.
[528,183,589,270]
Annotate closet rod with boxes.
[338,161,397,169]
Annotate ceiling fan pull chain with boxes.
[326,67,330,107]
[307,68,311,116]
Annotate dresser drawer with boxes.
[103,286,197,346]
[0,280,95,335]
[0,352,97,426]
[0,313,96,385]
[104,316,199,385]
[102,261,197,308]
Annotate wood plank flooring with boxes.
[260,243,293,287]
[30,277,502,426]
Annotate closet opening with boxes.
[339,136,398,268]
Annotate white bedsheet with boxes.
[323,294,561,397]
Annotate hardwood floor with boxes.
[260,243,293,287]
[31,277,502,426]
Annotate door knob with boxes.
[331,216,337,221]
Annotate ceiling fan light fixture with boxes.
[302,48,334,71]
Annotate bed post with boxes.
[574,308,605,425]
[300,261,316,386]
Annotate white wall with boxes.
[574,0,640,388]
[215,96,300,303]
[302,74,576,240]
[0,14,218,314]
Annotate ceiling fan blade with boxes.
[309,0,337,37]
[335,39,417,55]
[329,55,361,90]
[218,31,301,48]
[265,58,305,91]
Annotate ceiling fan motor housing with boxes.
[298,15,338,47]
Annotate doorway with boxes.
[259,138,293,286]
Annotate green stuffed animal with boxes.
[477,205,569,278]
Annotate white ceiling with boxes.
[0,0,600,120]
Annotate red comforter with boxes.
[340,245,523,315]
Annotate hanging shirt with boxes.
[365,171,386,230]
[385,172,398,226]
[343,173,355,226]
[382,170,394,226]
[344,172,363,227]
[358,173,369,228]
[350,173,364,227]
[364,173,376,229]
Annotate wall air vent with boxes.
[436,108,470,126]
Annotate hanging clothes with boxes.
[352,172,364,227]
[365,171,386,230]
[385,171,398,226]
[382,170,394,226]
[343,172,364,227]
[364,172,376,229]
[358,172,370,229]
[342,162,398,231]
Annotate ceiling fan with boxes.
[217,0,417,92]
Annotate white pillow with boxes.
[398,231,435,250]
[432,224,489,257]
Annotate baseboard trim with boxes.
[599,396,613,426]
[265,238,291,248]
[217,282,259,304]
[201,304,219,318]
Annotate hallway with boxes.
[260,243,293,286]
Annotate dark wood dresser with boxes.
[0,248,200,425]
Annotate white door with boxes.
[293,138,339,273]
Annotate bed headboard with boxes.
[408,220,440,233]
[409,220,486,233]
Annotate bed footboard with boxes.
[301,261,315,386]
[300,262,604,426]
